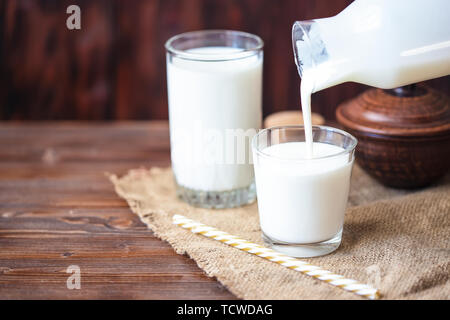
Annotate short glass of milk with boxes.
[166,30,263,209]
[252,126,357,257]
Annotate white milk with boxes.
[254,142,353,244]
[167,47,262,191]
[300,75,314,158]
[297,0,450,160]
[295,0,450,93]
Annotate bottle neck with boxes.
[292,20,325,79]
[292,19,352,93]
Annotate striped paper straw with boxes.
[173,214,380,300]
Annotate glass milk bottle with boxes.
[166,30,263,209]
[293,0,450,93]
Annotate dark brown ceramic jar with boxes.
[336,84,450,188]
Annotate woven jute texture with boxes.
[110,165,450,300]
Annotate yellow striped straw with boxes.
[172,214,380,300]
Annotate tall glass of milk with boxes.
[166,30,263,209]
[252,126,357,257]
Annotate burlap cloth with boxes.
[109,165,450,300]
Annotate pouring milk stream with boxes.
[294,0,450,158]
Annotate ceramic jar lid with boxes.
[336,85,450,137]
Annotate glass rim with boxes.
[165,29,264,62]
[252,125,358,162]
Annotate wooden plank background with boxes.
[0,121,237,299]
[1,0,448,121]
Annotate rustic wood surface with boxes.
[0,121,236,299]
[2,0,448,122]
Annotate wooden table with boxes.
[0,122,236,299]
